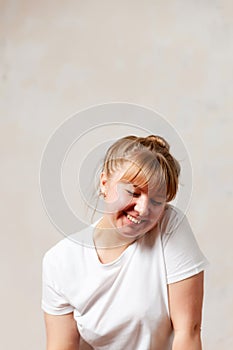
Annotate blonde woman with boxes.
[42,135,208,350]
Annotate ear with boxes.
[100,172,108,194]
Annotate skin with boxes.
[168,272,204,350]
[44,312,80,350]
[44,167,204,350]
[94,169,167,252]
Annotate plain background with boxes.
[1,1,232,349]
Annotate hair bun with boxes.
[146,135,170,152]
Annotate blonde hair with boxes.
[101,135,180,202]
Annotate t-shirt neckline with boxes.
[90,219,138,267]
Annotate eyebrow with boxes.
[121,180,164,195]
[132,184,165,199]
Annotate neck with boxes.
[93,216,136,250]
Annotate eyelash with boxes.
[126,190,140,198]
[150,199,163,206]
[126,190,163,206]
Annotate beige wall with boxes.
[1,1,232,349]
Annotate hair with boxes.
[101,135,180,202]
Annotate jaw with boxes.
[114,212,152,237]
[102,207,162,238]
[96,212,159,246]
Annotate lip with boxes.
[123,211,146,224]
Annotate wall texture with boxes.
[1,1,232,349]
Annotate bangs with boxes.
[101,136,179,204]
[119,157,167,198]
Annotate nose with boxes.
[134,193,149,217]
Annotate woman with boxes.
[42,135,209,349]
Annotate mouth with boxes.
[123,212,144,225]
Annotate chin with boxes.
[116,224,148,239]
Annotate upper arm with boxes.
[168,271,204,334]
[44,312,80,350]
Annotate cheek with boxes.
[150,205,166,219]
[105,190,133,213]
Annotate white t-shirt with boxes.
[42,205,209,350]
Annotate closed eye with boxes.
[150,199,163,206]
[126,190,140,198]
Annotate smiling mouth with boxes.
[125,212,142,224]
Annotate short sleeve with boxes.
[41,251,74,315]
[161,207,209,284]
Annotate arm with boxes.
[168,271,204,350]
[44,312,80,350]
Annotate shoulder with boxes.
[43,225,94,277]
[159,204,186,235]
[159,205,209,284]
[159,204,198,250]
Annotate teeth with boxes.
[126,214,141,224]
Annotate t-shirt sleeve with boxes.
[41,250,74,315]
[161,207,209,284]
